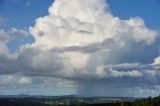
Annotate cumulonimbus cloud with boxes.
[28,0,158,78]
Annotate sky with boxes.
[0,0,160,97]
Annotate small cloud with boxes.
[153,56,160,65]
[8,28,30,37]
[19,77,32,85]
[96,66,143,78]
[0,75,16,87]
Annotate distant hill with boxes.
[0,94,137,100]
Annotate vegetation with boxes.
[0,96,160,106]
[133,96,160,106]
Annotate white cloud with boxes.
[0,29,10,55]
[27,0,158,79]
[27,0,160,96]
[30,0,156,50]
[9,28,30,37]
[96,66,143,78]
[49,0,109,22]
[42,77,77,88]
[27,0,159,86]
[0,27,30,55]
[28,0,158,81]
[0,75,15,85]
[19,77,32,85]
[60,52,89,69]
[153,56,160,65]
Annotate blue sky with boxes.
[0,0,160,97]
[0,0,52,29]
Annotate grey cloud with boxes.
[15,47,64,77]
